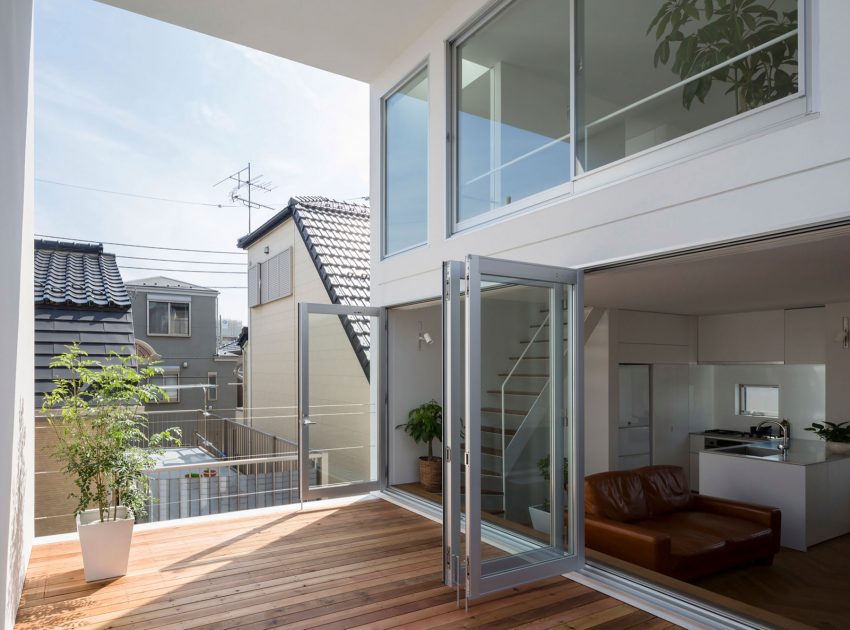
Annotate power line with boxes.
[35,234,246,256]
[36,178,242,208]
[120,265,245,275]
[117,254,245,266]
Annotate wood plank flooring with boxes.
[16,497,673,630]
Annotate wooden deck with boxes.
[16,497,674,629]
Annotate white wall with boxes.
[584,309,612,475]
[698,364,826,440]
[369,1,850,309]
[825,302,850,421]
[388,304,442,485]
[0,0,34,625]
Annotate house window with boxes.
[383,65,429,256]
[450,0,572,227]
[576,0,799,172]
[249,248,292,308]
[156,368,180,403]
[737,384,779,417]
[207,372,217,402]
[148,300,190,336]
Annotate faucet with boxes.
[756,420,790,452]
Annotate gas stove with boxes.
[704,429,748,437]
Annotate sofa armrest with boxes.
[692,494,781,551]
[585,516,672,571]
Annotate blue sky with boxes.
[34,0,369,322]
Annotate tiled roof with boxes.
[34,239,131,309]
[292,197,372,377]
[237,197,372,377]
[125,276,219,294]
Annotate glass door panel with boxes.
[460,255,584,600]
[298,303,384,500]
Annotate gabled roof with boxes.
[34,239,131,309]
[125,276,219,295]
[238,197,372,377]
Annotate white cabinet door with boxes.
[785,307,825,364]
[698,311,784,363]
[652,364,690,471]
[689,453,700,492]
[618,364,650,427]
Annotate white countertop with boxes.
[704,439,850,466]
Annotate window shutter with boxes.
[279,248,292,299]
[257,248,292,304]
[248,264,260,307]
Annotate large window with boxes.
[207,372,218,403]
[448,0,801,229]
[452,0,572,226]
[384,66,429,256]
[155,368,180,403]
[148,299,190,336]
[575,0,799,172]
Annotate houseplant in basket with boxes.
[396,400,443,493]
[43,344,181,581]
[529,454,569,534]
[804,421,850,455]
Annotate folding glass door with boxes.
[444,255,584,600]
[298,302,385,500]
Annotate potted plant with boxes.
[804,421,850,455]
[43,344,180,582]
[529,454,568,534]
[396,400,443,493]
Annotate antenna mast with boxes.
[214,163,276,233]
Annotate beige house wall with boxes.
[246,221,372,484]
[33,418,77,536]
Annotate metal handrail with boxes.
[499,313,550,513]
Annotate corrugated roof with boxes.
[237,197,372,377]
[34,239,131,309]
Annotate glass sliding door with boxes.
[444,255,584,600]
[298,302,385,500]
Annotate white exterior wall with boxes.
[369,1,850,308]
[0,0,34,625]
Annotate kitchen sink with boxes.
[721,445,783,458]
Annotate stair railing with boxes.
[500,313,550,514]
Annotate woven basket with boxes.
[419,457,442,493]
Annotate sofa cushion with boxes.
[639,465,692,517]
[671,511,774,551]
[584,471,649,522]
[636,516,727,561]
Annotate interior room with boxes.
[582,224,850,628]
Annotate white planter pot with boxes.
[827,441,850,455]
[529,505,550,534]
[76,506,134,582]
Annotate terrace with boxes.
[17,498,670,630]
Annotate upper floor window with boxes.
[207,372,218,402]
[148,299,190,336]
[575,0,799,172]
[451,0,572,227]
[447,0,801,231]
[384,66,429,256]
[155,367,180,403]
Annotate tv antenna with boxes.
[214,163,277,232]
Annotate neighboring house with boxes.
[217,317,243,346]
[237,196,371,478]
[33,238,136,536]
[125,276,238,414]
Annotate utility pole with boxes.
[214,163,276,233]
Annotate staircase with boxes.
[472,303,571,517]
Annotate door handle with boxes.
[303,417,316,426]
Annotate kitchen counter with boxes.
[700,440,850,551]
[709,439,850,466]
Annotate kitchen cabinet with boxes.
[785,307,825,364]
[698,310,784,363]
[652,365,690,473]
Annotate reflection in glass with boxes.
[385,67,428,256]
[455,0,571,224]
[576,0,798,171]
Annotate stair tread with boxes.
[507,355,549,361]
[461,444,502,457]
[529,322,568,328]
[481,407,526,416]
[521,338,568,344]
[487,390,540,396]
[480,425,518,436]
[497,373,548,377]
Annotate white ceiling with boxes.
[585,227,850,316]
[98,0,455,82]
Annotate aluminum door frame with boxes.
[298,302,386,501]
[463,254,585,600]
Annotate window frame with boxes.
[381,59,431,259]
[445,0,808,236]
[147,298,191,337]
[207,371,218,402]
[156,367,180,404]
[737,384,780,418]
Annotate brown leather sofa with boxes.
[584,465,781,581]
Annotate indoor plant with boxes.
[43,344,180,581]
[529,454,569,534]
[396,400,443,493]
[804,421,850,455]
